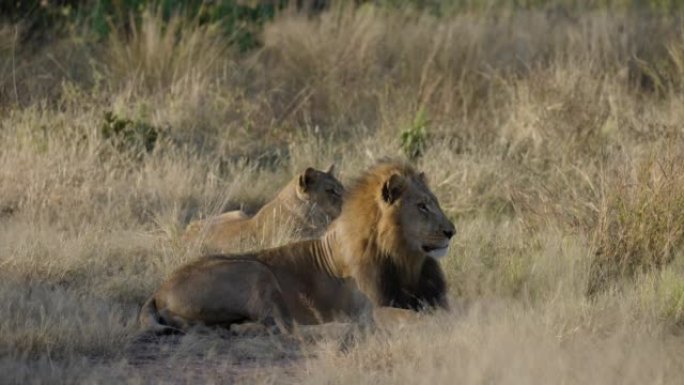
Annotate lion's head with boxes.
[377,167,455,260]
[336,161,455,285]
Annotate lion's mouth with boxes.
[421,244,450,259]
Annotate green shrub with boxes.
[100,111,158,157]
[2,0,281,51]
[400,108,430,160]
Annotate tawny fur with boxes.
[183,165,344,252]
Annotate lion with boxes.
[141,160,456,333]
[183,164,344,252]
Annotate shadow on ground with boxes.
[124,323,357,383]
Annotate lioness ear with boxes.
[326,163,336,175]
[298,167,317,193]
[381,174,405,205]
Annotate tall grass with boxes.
[3,3,684,383]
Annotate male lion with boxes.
[183,165,344,252]
[141,161,455,333]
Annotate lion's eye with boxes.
[418,203,428,212]
[327,189,340,198]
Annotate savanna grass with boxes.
[2,3,684,383]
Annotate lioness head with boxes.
[378,170,455,260]
[295,164,345,224]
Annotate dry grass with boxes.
[3,4,684,384]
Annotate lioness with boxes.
[184,165,344,252]
[141,161,455,333]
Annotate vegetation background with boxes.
[3,0,684,383]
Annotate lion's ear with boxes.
[417,172,428,185]
[326,163,336,175]
[382,174,405,205]
[298,167,317,193]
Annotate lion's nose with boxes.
[443,227,455,239]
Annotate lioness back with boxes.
[184,165,344,252]
[183,210,247,239]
